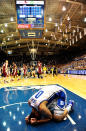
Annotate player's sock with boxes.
[66,100,74,112]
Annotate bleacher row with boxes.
[59,55,86,75]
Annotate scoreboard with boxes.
[19,29,43,38]
[16,0,44,29]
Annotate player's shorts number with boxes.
[35,90,44,99]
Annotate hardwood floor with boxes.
[0,74,86,99]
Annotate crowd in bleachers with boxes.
[59,55,86,73]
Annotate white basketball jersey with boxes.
[29,85,67,110]
[47,99,65,116]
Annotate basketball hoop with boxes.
[29,48,37,60]
[27,40,38,60]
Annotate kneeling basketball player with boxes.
[25,85,74,125]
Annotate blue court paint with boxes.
[0,85,86,131]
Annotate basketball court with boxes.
[0,0,86,131]
[0,74,86,131]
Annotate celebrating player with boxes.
[2,60,8,77]
[12,62,17,77]
[37,61,42,78]
[25,85,74,125]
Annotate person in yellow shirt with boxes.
[43,65,47,76]
[51,66,54,75]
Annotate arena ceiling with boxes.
[0,0,86,56]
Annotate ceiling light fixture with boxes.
[67,16,70,21]
[73,30,76,33]
[62,6,66,11]
[8,50,12,55]
[84,17,86,22]
[16,41,18,44]
[10,17,14,22]
[45,29,48,32]
[44,37,45,40]
[1,30,4,33]
[4,23,8,27]
[48,17,52,22]
[55,23,58,27]
[8,38,10,41]
[2,42,4,45]
[11,34,14,37]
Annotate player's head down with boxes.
[29,108,41,120]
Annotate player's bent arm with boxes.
[39,101,53,119]
[37,118,51,123]
[53,109,68,121]
[28,100,31,105]
[25,115,30,124]
[31,118,51,125]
